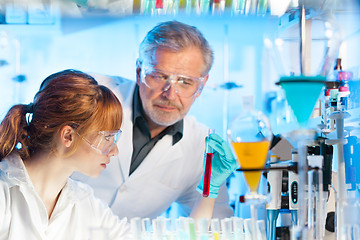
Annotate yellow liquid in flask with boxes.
[231,141,270,192]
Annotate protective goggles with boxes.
[76,129,122,155]
[141,65,205,98]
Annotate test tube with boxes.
[198,218,210,240]
[188,218,196,240]
[155,0,163,8]
[243,218,252,240]
[203,129,215,197]
[176,218,187,240]
[130,217,142,240]
[212,0,225,14]
[211,218,221,240]
[257,220,267,240]
[232,0,245,15]
[232,217,245,240]
[199,0,210,14]
[153,218,164,240]
[221,218,233,240]
[142,218,152,240]
[155,0,164,14]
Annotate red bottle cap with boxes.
[338,71,353,81]
[325,89,331,96]
[339,86,349,92]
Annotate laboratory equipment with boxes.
[228,98,272,240]
[131,217,142,240]
[128,216,273,239]
[307,155,325,239]
[277,76,325,240]
[198,218,210,240]
[272,5,335,238]
[211,0,225,15]
[142,218,152,240]
[203,129,215,198]
[232,217,245,240]
[277,76,325,129]
[221,218,233,240]
[326,109,352,240]
[211,218,221,240]
[266,156,282,240]
[231,0,245,15]
[288,150,299,226]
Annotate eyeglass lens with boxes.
[144,68,202,97]
[90,131,121,155]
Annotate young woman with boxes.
[0,70,131,239]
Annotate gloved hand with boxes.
[197,133,238,198]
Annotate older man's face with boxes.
[137,47,208,128]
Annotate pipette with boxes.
[202,129,215,197]
[266,156,282,240]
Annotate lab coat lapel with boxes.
[115,97,133,182]
[129,135,184,180]
[101,77,137,183]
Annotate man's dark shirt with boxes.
[130,85,183,175]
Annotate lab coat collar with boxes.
[127,134,183,181]
[0,152,31,187]
[0,153,91,202]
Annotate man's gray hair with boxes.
[138,21,214,76]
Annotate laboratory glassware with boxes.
[277,76,325,240]
[227,99,272,240]
[203,129,215,197]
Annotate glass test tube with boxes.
[221,218,233,240]
[198,218,210,240]
[155,0,164,14]
[257,220,267,240]
[211,218,221,240]
[203,129,215,197]
[130,217,142,240]
[141,218,152,240]
[232,217,245,240]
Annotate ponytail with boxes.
[0,104,31,160]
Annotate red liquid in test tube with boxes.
[156,0,163,9]
[203,152,213,197]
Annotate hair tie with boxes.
[27,103,34,113]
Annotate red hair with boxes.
[0,69,122,160]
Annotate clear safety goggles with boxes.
[141,65,205,98]
[76,129,122,155]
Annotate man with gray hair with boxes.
[78,21,236,219]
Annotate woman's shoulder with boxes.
[66,178,94,199]
[0,175,11,210]
[66,178,108,207]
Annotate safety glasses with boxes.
[141,65,205,98]
[76,129,122,155]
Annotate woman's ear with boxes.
[59,125,74,148]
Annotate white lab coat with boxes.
[73,75,234,219]
[0,153,131,240]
